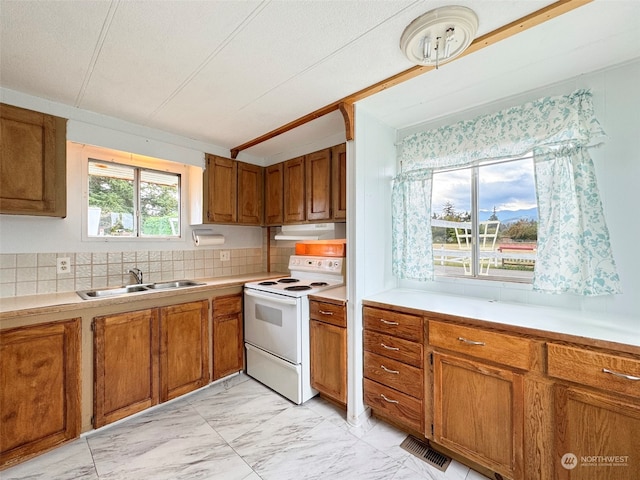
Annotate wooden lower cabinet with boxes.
[548,342,640,479]
[93,309,160,428]
[160,300,209,401]
[94,301,210,428]
[212,294,244,380]
[0,319,81,469]
[432,352,524,479]
[553,385,640,479]
[363,306,424,434]
[309,298,347,405]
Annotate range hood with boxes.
[274,223,343,241]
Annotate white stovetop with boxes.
[364,289,640,349]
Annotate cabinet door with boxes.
[205,154,237,223]
[433,352,524,479]
[0,103,66,217]
[554,386,640,479]
[160,301,210,402]
[331,143,347,220]
[0,319,80,468]
[94,309,160,428]
[238,161,263,225]
[264,163,284,225]
[305,148,331,221]
[310,319,347,404]
[283,156,305,223]
[213,294,243,380]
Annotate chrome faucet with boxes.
[129,268,144,285]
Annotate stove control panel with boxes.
[288,256,344,273]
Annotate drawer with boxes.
[363,306,423,342]
[310,300,346,328]
[364,378,422,433]
[364,330,423,368]
[429,320,533,371]
[548,343,640,398]
[364,351,423,399]
[214,294,242,317]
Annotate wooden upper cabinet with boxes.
[264,163,284,225]
[204,154,263,225]
[283,156,305,223]
[237,161,263,225]
[0,319,81,469]
[305,148,332,221]
[205,155,237,223]
[0,103,67,217]
[331,143,347,220]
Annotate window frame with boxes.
[430,157,537,283]
[81,146,186,243]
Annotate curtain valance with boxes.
[399,89,605,171]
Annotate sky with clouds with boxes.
[431,158,537,217]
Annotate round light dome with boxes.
[400,6,479,67]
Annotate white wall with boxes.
[357,59,640,319]
[346,107,397,424]
[0,89,263,255]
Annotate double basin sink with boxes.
[77,280,205,300]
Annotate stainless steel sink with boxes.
[76,280,204,300]
[146,280,204,289]
[77,284,150,300]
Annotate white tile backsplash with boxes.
[0,248,266,298]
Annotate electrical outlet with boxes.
[56,257,71,274]
[220,250,230,262]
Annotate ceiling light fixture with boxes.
[400,5,478,69]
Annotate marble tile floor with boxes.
[3,374,491,480]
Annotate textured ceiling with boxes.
[1,1,638,159]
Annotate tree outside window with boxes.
[88,160,180,238]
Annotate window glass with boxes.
[88,160,181,238]
[431,158,537,281]
[140,170,180,237]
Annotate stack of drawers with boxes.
[363,306,424,433]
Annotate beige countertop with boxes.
[0,272,284,319]
[310,285,347,303]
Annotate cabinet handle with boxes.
[319,310,333,315]
[380,393,399,404]
[380,319,399,325]
[381,365,399,374]
[602,368,640,381]
[381,343,400,351]
[458,336,485,346]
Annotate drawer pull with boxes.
[381,343,400,351]
[602,368,640,381]
[319,310,334,315]
[381,365,399,374]
[380,319,399,325]
[458,336,485,346]
[380,393,399,404]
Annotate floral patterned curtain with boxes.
[392,90,621,294]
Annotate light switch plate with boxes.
[220,250,230,261]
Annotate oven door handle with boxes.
[244,289,299,306]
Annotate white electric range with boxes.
[243,255,345,404]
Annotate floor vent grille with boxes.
[400,435,452,472]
